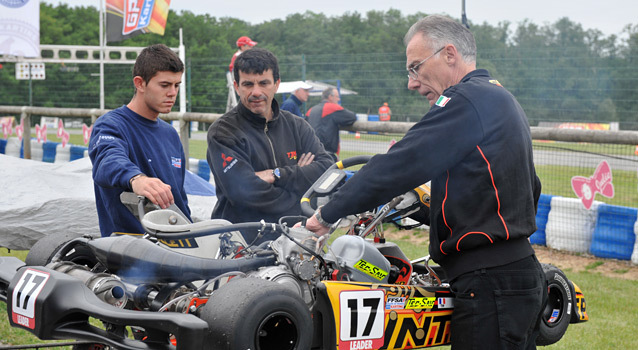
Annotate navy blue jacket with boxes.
[321,70,540,280]
[89,106,191,237]
[280,94,304,117]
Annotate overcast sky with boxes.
[42,0,635,38]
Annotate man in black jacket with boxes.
[306,15,546,349]
[207,48,332,243]
[305,87,357,161]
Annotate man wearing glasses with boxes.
[306,15,545,349]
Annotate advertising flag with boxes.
[106,0,171,43]
[0,0,40,57]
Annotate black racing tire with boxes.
[201,277,312,350]
[536,263,574,346]
[25,232,98,267]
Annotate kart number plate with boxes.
[339,290,385,350]
[11,268,50,330]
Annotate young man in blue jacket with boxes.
[89,44,191,237]
[306,15,546,349]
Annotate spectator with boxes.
[379,102,392,121]
[305,15,546,349]
[305,87,357,161]
[229,36,257,72]
[89,44,190,237]
[207,48,333,243]
[280,82,312,117]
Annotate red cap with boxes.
[236,36,257,48]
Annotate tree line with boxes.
[1,4,637,128]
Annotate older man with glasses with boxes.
[306,14,546,349]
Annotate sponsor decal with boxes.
[386,296,406,310]
[406,297,436,310]
[571,160,614,209]
[123,0,156,35]
[339,290,385,350]
[159,238,199,248]
[435,95,451,107]
[221,153,233,167]
[354,259,388,281]
[171,156,181,168]
[287,151,298,160]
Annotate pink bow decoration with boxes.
[61,130,70,147]
[1,121,11,139]
[83,123,93,145]
[35,123,47,143]
[15,118,24,141]
[57,119,65,138]
[571,160,614,209]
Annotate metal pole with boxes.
[461,0,469,29]
[99,0,105,110]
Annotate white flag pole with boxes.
[99,0,105,111]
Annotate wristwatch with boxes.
[272,168,281,182]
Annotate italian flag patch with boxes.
[435,95,451,107]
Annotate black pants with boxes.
[449,255,547,350]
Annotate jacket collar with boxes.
[237,99,281,127]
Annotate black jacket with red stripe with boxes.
[305,101,357,155]
[321,69,541,280]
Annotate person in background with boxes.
[229,36,257,72]
[89,44,190,237]
[379,102,392,121]
[280,82,312,117]
[207,48,333,243]
[305,87,357,161]
[305,15,546,349]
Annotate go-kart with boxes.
[0,156,588,350]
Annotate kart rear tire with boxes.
[25,231,97,267]
[201,277,312,350]
[536,264,574,346]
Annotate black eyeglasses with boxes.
[407,46,445,80]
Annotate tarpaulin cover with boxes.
[0,154,216,250]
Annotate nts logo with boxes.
[221,153,233,167]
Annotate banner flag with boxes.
[0,0,40,57]
[106,0,171,43]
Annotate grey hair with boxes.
[322,87,336,100]
[404,15,476,64]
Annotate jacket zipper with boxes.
[264,123,278,167]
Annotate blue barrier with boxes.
[0,138,5,154]
[42,141,60,163]
[590,204,637,260]
[70,145,88,161]
[197,159,211,182]
[530,193,553,245]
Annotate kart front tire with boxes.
[536,264,574,346]
[201,277,312,350]
[25,231,97,267]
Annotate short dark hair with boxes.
[133,44,184,84]
[233,48,280,83]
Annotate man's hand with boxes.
[298,152,315,167]
[255,169,275,184]
[305,212,331,236]
[131,175,174,209]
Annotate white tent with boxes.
[277,80,358,97]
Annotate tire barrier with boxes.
[30,139,44,161]
[530,193,553,245]
[70,145,89,161]
[590,204,637,260]
[189,157,214,184]
[545,197,600,253]
[55,143,71,163]
[0,138,5,154]
[42,141,59,163]
[4,137,21,157]
[632,220,638,265]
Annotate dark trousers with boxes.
[449,255,547,350]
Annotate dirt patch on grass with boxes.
[382,228,638,281]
